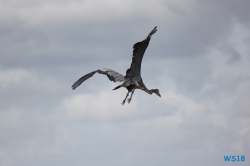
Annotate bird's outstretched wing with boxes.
[72,68,125,90]
[125,26,157,79]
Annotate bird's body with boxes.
[72,26,161,105]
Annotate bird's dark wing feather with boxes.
[125,26,157,79]
[72,68,125,90]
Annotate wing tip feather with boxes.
[149,26,157,36]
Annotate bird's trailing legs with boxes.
[127,89,135,104]
[121,91,130,105]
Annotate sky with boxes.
[0,0,250,165]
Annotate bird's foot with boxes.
[121,100,126,105]
[127,98,132,104]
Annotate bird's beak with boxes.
[157,93,161,97]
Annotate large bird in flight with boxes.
[72,26,161,105]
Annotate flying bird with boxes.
[72,26,161,105]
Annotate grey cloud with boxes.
[1,0,250,166]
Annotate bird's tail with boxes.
[113,85,122,90]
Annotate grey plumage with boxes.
[72,26,161,105]
[72,68,125,90]
[126,26,157,78]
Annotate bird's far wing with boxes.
[97,68,125,82]
[72,71,97,90]
[72,68,125,90]
[125,26,157,79]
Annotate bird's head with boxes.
[152,89,161,97]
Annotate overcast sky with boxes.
[0,0,250,166]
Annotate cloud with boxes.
[0,107,22,129]
[0,68,30,89]
[1,0,250,165]
[58,90,139,122]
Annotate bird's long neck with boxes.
[140,81,153,95]
[140,83,153,95]
[143,87,151,94]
